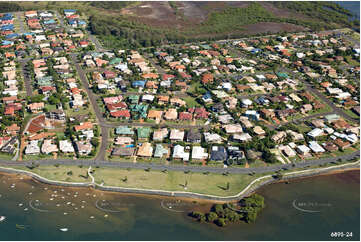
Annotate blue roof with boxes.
[203,92,212,99]
[1,40,13,45]
[64,9,76,12]
[1,24,14,30]
[1,16,12,21]
[78,20,86,25]
[251,48,261,53]
[23,32,35,36]
[68,19,77,24]
[132,80,146,88]
[43,19,55,24]
[5,33,19,39]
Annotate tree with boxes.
[226,182,230,190]
[212,204,225,217]
[206,212,218,222]
[214,218,226,227]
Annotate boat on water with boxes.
[0,216,5,222]
[16,224,26,229]
[60,228,68,232]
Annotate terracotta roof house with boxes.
[179,112,192,121]
[27,102,44,113]
[6,123,20,135]
[137,142,153,157]
[323,142,338,152]
[157,95,169,104]
[147,110,163,120]
[192,108,209,119]
[202,73,214,84]
[170,97,186,107]
[74,122,93,132]
[164,108,178,120]
[334,139,351,150]
[332,120,351,130]
[29,132,56,141]
[142,73,159,79]
[110,109,131,119]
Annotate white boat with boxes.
[59,228,68,232]
[0,216,6,222]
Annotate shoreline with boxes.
[0,161,359,203]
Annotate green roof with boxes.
[154,144,168,158]
[130,104,148,118]
[109,58,122,65]
[276,72,288,78]
[325,114,340,122]
[137,127,151,139]
[115,126,134,135]
[200,44,211,49]
[128,95,140,104]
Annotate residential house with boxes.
[172,145,189,161]
[137,142,153,157]
[191,146,208,160]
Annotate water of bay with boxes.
[0,170,359,241]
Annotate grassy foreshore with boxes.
[0,158,359,200]
[2,165,264,196]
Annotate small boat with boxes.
[60,228,68,232]
[16,224,26,229]
[0,216,6,222]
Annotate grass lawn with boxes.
[64,104,95,119]
[8,165,91,183]
[188,82,206,93]
[343,108,359,120]
[345,55,360,66]
[4,164,265,196]
[0,152,14,160]
[22,154,55,161]
[92,167,264,196]
[184,96,201,107]
[248,159,268,168]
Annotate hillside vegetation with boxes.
[2,1,359,50]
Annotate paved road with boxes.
[0,150,358,175]
[19,59,33,96]
[87,32,106,52]
[14,11,25,34]
[302,80,359,123]
[69,54,108,161]
[100,121,211,130]
[143,53,166,75]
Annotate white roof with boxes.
[59,140,74,153]
[204,132,222,143]
[307,128,323,138]
[191,146,208,160]
[173,145,189,161]
[242,99,252,106]
[308,141,325,153]
[297,145,310,153]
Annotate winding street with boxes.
[69,54,108,161]
[18,59,33,96]
[0,150,358,175]
[301,80,359,123]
